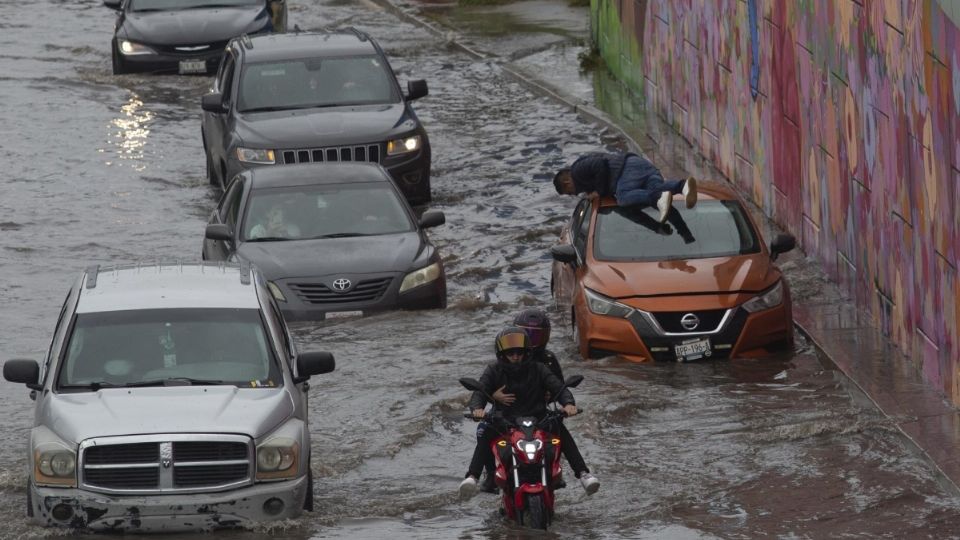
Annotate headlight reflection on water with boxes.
[107,94,154,170]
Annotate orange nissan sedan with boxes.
[550,183,796,362]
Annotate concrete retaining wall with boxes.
[592,0,960,403]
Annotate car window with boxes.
[221,179,245,227]
[217,53,236,102]
[592,200,761,261]
[57,308,281,389]
[572,200,592,257]
[241,183,414,241]
[129,0,259,11]
[238,56,399,112]
[42,290,76,384]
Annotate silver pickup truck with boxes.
[3,262,334,532]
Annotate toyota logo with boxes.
[331,278,352,292]
[680,313,700,331]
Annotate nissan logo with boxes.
[331,278,352,292]
[680,313,700,331]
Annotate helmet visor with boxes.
[521,326,548,348]
[496,332,527,353]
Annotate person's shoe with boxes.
[479,473,498,494]
[459,476,478,500]
[683,176,698,208]
[656,191,672,223]
[579,473,600,495]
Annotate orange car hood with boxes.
[585,253,775,298]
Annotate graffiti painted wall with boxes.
[592,0,960,402]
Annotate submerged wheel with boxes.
[304,468,314,511]
[519,493,548,530]
[111,42,126,75]
[205,148,217,186]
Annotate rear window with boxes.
[130,0,259,11]
[592,200,761,262]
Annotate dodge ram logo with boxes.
[680,313,700,331]
[332,278,352,292]
[160,442,172,469]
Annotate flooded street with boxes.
[2,0,960,538]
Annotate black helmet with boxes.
[494,326,530,362]
[513,308,551,351]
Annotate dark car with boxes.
[104,0,287,75]
[200,28,432,205]
[201,162,446,321]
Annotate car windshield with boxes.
[129,0,259,11]
[238,57,398,112]
[57,308,281,390]
[241,183,414,241]
[592,200,761,261]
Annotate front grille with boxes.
[289,277,392,305]
[153,41,228,56]
[280,144,381,165]
[80,435,253,494]
[628,308,749,362]
[651,309,729,333]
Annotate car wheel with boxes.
[304,458,314,511]
[111,42,126,75]
[205,148,217,186]
[571,308,587,360]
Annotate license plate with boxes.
[674,337,711,362]
[178,59,207,74]
[325,310,363,320]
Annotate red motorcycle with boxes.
[460,375,583,531]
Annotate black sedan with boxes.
[104,0,286,75]
[201,163,446,321]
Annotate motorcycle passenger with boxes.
[459,327,599,499]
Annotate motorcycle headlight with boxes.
[516,439,543,461]
[32,428,76,487]
[584,288,633,318]
[256,419,304,481]
[386,135,421,156]
[236,147,276,164]
[119,40,155,56]
[399,262,441,293]
[742,281,784,313]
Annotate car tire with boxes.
[111,42,126,75]
[304,460,314,511]
[205,147,217,186]
[571,308,588,360]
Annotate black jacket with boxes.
[468,361,574,418]
[533,349,564,382]
[569,152,633,197]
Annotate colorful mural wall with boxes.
[591,0,960,402]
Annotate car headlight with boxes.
[584,288,634,318]
[399,262,441,293]
[742,280,784,313]
[236,147,276,164]
[267,281,286,302]
[386,135,421,156]
[256,419,305,481]
[119,40,155,56]
[32,428,76,487]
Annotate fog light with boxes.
[263,497,285,516]
[401,171,421,185]
[51,503,74,522]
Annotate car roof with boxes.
[247,162,392,189]
[596,180,739,208]
[240,30,379,63]
[76,263,262,314]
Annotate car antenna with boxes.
[240,33,253,49]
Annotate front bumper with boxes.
[30,475,307,532]
[115,45,224,75]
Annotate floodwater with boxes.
[1,0,959,538]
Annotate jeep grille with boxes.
[280,144,381,165]
[80,434,253,495]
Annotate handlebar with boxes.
[461,407,583,422]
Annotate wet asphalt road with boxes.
[2,0,960,538]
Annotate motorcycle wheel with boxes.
[520,493,548,530]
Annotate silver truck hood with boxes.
[45,386,293,444]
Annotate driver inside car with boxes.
[458,327,599,499]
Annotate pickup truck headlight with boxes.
[119,40,155,56]
[399,262,441,293]
[236,147,276,164]
[584,288,634,318]
[386,135,421,156]
[742,281,784,313]
[256,419,304,481]
[32,428,76,487]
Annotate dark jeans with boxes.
[615,155,684,208]
[467,419,589,479]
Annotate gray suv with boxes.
[201,28,432,204]
[3,262,335,531]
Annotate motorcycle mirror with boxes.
[564,375,584,388]
[459,377,483,392]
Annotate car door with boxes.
[203,51,237,185]
[203,178,245,261]
[553,198,591,306]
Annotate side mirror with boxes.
[294,351,335,383]
[419,210,445,229]
[201,93,226,113]
[550,244,577,265]
[770,233,796,261]
[459,377,483,393]
[103,0,122,9]
[205,224,233,242]
[4,359,41,390]
[564,375,584,388]
[405,80,428,101]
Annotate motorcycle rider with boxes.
[459,327,599,499]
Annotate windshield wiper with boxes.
[240,106,296,113]
[245,236,294,242]
[59,382,122,391]
[183,3,242,9]
[311,232,373,239]
[124,378,228,387]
